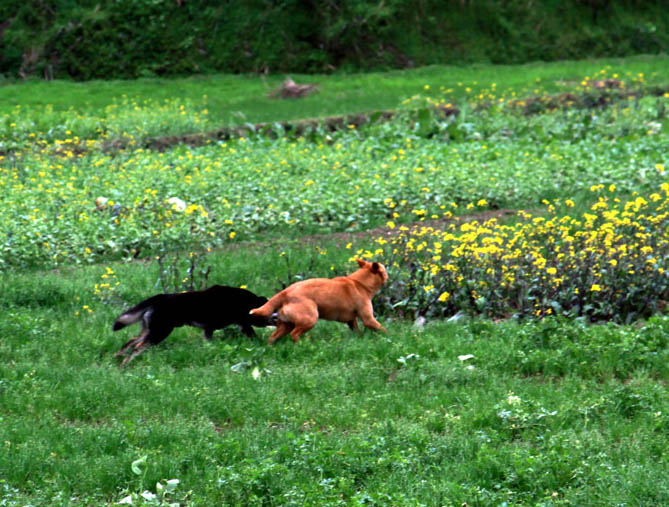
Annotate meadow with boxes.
[1,57,669,505]
[1,54,667,149]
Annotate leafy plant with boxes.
[116,456,184,506]
[230,346,271,380]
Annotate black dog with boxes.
[113,285,270,366]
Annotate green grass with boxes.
[1,54,667,127]
[2,243,669,504]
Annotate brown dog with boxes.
[250,259,388,344]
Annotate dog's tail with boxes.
[249,291,287,320]
[112,295,163,331]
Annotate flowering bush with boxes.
[372,184,669,323]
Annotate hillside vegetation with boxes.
[1,0,668,80]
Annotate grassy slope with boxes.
[1,55,667,126]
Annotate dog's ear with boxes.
[356,259,366,268]
[371,262,380,273]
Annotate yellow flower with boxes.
[386,221,396,229]
[229,231,236,239]
[590,284,602,292]
[438,291,450,302]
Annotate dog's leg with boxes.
[361,318,385,332]
[120,340,151,367]
[116,324,172,366]
[115,330,147,358]
[282,301,318,343]
[358,303,386,332]
[347,319,360,332]
[267,320,294,345]
[203,328,214,340]
[289,322,316,343]
[116,311,154,359]
[115,337,138,357]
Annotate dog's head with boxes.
[249,296,272,327]
[356,259,388,286]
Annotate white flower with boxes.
[166,197,186,212]
[458,354,474,361]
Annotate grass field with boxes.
[3,244,669,505]
[1,56,669,505]
[1,54,667,145]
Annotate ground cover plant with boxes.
[1,60,669,504]
[1,66,667,270]
[374,183,669,323]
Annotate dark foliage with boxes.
[1,0,667,80]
